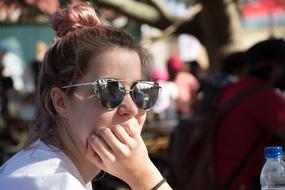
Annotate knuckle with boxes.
[98,127,111,136]
[112,125,122,133]
[128,141,137,150]
[108,155,117,163]
[116,148,131,159]
[93,136,102,146]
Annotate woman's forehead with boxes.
[86,48,143,79]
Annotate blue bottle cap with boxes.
[264,146,283,158]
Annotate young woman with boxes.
[0,2,172,190]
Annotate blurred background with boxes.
[0,0,285,189]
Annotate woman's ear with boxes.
[50,87,68,118]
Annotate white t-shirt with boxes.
[0,140,93,190]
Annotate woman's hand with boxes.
[86,121,170,189]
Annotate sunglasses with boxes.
[62,79,161,110]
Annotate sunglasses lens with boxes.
[133,82,160,110]
[95,80,124,109]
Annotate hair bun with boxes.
[51,2,101,38]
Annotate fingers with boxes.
[86,124,151,185]
[87,123,142,159]
[123,123,139,138]
[111,125,134,144]
[122,123,145,146]
[86,121,145,165]
[86,140,105,169]
[88,134,116,163]
[98,127,138,159]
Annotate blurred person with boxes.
[31,41,48,88]
[220,51,248,84]
[167,55,200,119]
[150,67,179,122]
[0,44,24,92]
[194,51,248,114]
[23,41,48,93]
[186,60,202,81]
[214,38,285,190]
[0,2,172,190]
[0,47,13,127]
[165,51,249,190]
[210,51,248,89]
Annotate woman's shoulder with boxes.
[0,172,90,190]
[0,140,90,190]
[0,140,61,174]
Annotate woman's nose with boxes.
[117,93,139,117]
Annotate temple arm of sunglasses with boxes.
[61,80,160,89]
[61,82,94,89]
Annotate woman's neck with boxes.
[63,148,100,183]
[45,135,100,183]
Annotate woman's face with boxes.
[62,48,146,156]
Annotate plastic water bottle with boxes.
[260,146,285,190]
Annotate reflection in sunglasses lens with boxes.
[133,82,159,110]
[97,81,124,109]
[95,80,160,110]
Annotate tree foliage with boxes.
[1,0,245,71]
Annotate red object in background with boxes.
[243,0,285,17]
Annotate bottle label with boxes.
[262,188,285,190]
